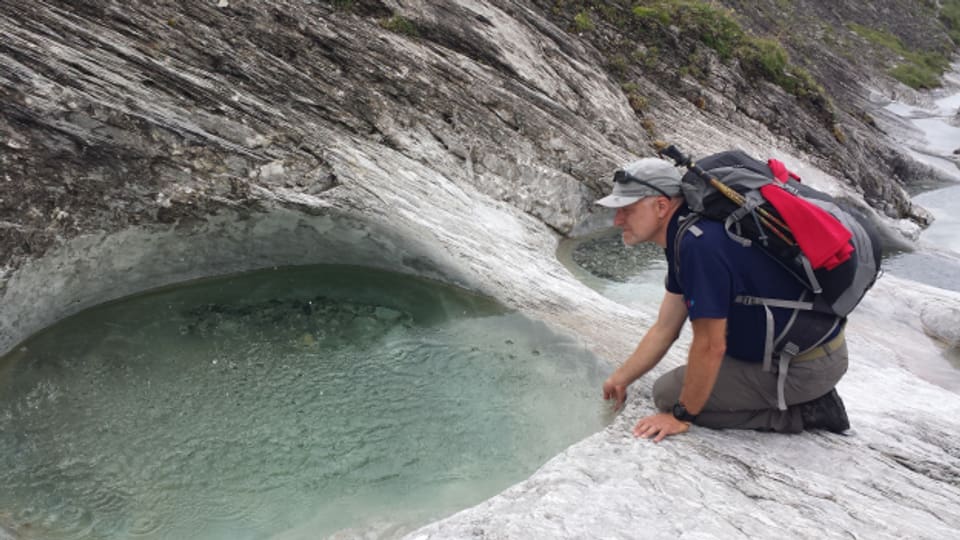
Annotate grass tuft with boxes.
[381,15,419,37]
[848,23,950,89]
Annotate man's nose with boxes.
[613,207,626,225]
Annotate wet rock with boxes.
[891,218,924,242]
[182,296,412,342]
[920,301,960,347]
[0,525,14,540]
[348,315,380,337]
[374,306,403,322]
[571,230,661,282]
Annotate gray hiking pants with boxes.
[652,340,848,433]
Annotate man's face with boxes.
[614,197,661,245]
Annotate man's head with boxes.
[596,158,684,248]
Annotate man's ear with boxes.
[657,196,670,216]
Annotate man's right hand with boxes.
[602,376,628,411]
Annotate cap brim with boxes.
[595,194,642,208]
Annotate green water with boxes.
[0,266,609,540]
[556,227,668,309]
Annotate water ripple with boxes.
[0,265,608,539]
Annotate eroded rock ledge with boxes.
[0,0,942,281]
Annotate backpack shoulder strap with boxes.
[672,213,703,280]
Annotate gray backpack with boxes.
[662,147,882,409]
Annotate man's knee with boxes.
[652,367,684,411]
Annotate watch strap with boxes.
[672,402,698,422]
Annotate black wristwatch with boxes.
[672,402,698,423]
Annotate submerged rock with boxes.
[570,229,663,282]
[182,296,413,343]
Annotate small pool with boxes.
[884,183,960,293]
[556,227,668,309]
[0,265,609,539]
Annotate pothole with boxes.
[556,227,668,308]
[0,264,610,539]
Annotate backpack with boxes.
[659,146,882,409]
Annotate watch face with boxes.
[672,403,686,418]
[672,402,694,421]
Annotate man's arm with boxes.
[632,316,727,442]
[678,317,727,415]
[602,291,688,410]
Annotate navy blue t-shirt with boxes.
[664,207,836,363]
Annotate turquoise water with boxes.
[0,266,609,539]
[556,227,668,310]
[884,183,960,293]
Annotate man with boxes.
[596,157,850,442]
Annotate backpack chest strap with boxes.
[734,296,814,310]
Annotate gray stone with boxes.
[374,306,404,322]
[921,302,960,347]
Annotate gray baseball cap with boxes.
[595,158,682,208]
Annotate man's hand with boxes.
[602,376,628,411]
[632,412,690,442]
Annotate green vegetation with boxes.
[739,37,824,99]
[621,82,648,113]
[940,0,960,44]
[847,23,902,51]
[889,61,947,89]
[632,2,743,60]
[641,117,657,136]
[607,54,629,78]
[381,15,419,37]
[633,46,659,69]
[832,125,846,145]
[546,0,835,127]
[627,1,823,99]
[741,37,787,79]
[848,22,950,89]
[632,6,670,26]
[573,11,595,32]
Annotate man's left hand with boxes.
[632,412,690,442]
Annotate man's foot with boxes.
[799,388,850,433]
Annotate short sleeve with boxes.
[665,260,682,294]
[677,236,733,320]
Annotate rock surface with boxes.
[921,302,960,348]
[2,2,960,539]
[410,275,960,539]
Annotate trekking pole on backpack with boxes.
[655,142,796,247]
